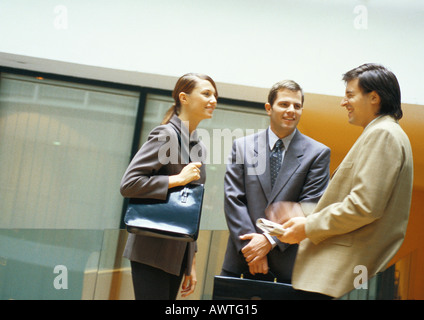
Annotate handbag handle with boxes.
[171,124,191,163]
[180,187,190,203]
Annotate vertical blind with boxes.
[0,73,139,229]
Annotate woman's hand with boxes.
[180,256,197,298]
[169,162,202,188]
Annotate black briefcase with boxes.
[212,274,307,300]
[124,184,204,242]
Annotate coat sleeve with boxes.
[298,146,331,203]
[305,128,405,244]
[120,125,175,200]
[224,139,257,253]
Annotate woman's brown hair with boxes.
[161,73,218,124]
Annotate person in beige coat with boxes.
[277,63,413,298]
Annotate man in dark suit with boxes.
[221,80,331,283]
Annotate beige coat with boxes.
[292,116,413,298]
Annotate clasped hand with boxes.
[240,233,272,275]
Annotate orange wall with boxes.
[299,94,424,299]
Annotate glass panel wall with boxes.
[0,229,104,300]
[0,73,139,229]
[0,72,140,300]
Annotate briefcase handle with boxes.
[240,270,278,283]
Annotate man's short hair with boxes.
[342,63,403,120]
[268,80,304,106]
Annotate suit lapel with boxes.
[268,130,303,205]
[255,129,272,202]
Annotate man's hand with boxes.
[247,256,269,275]
[240,233,272,274]
[277,217,307,244]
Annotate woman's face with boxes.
[183,79,217,121]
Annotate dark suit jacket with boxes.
[120,115,206,276]
[222,128,330,281]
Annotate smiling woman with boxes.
[161,73,218,129]
[178,78,218,133]
[120,73,219,300]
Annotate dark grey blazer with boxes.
[222,129,330,280]
[121,115,206,276]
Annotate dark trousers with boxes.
[130,261,184,300]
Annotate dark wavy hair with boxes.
[342,63,402,120]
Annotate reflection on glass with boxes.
[0,229,104,300]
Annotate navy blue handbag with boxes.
[124,183,204,241]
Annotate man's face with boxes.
[265,89,303,138]
[341,79,379,128]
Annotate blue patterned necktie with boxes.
[270,139,284,188]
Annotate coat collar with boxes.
[331,115,396,178]
[168,115,200,144]
[363,115,396,132]
[168,115,204,164]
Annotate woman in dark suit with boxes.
[120,73,218,300]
